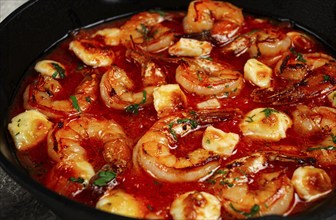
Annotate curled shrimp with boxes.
[120,12,175,52]
[208,152,314,218]
[252,60,336,105]
[292,105,336,137]
[132,109,242,183]
[175,58,243,97]
[47,115,132,170]
[100,51,166,110]
[183,0,244,45]
[291,105,336,167]
[23,61,99,118]
[223,28,291,64]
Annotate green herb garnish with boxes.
[331,133,336,144]
[245,114,255,123]
[289,47,306,63]
[70,95,81,112]
[229,203,260,218]
[51,63,66,79]
[323,74,331,83]
[69,177,85,184]
[125,90,147,115]
[149,9,166,17]
[93,171,116,186]
[260,108,278,118]
[137,23,151,41]
[307,145,336,152]
[176,118,199,129]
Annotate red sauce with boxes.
[9,7,336,220]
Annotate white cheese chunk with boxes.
[239,108,292,141]
[244,58,272,88]
[202,126,239,156]
[8,110,53,151]
[168,38,212,57]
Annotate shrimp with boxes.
[120,12,175,52]
[208,152,314,218]
[100,51,166,110]
[183,0,244,45]
[292,105,336,137]
[132,109,242,183]
[175,58,243,97]
[222,28,291,64]
[252,60,336,105]
[291,105,336,167]
[47,115,132,170]
[23,61,99,119]
[274,52,335,82]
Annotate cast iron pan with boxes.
[1,0,336,219]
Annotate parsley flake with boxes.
[260,108,278,118]
[245,114,256,123]
[230,203,260,218]
[93,171,116,186]
[289,47,306,63]
[69,177,85,184]
[51,63,66,79]
[125,90,147,115]
[70,95,81,112]
[307,145,336,152]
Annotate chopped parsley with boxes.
[69,177,85,184]
[176,118,199,129]
[206,139,211,144]
[168,118,199,141]
[125,90,147,115]
[323,74,331,83]
[260,108,278,118]
[70,95,81,112]
[245,114,255,123]
[137,24,151,41]
[149,9,166,17]
[206,179,216,184]
[51,63,66,79]
[93,171,116,187]
[331,133,336,144]
[229,203,260,218]
[307,145,336,152]
[85,96,91,103]
[215,169,227,175]
[289,47,306,63]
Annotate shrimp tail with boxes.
[193,108,243,124]
[252,63,336,105]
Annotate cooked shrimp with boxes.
[252,61,336,105]
[306,134,336,167]
[120,12,174,52]
[69,39,115,67]
[292,105,336,137]
[209,152,296,218]
[47,115,132,170]
[274,52,335,82]
[23,62,99,118]
[286,31,315,50]
[183,0,244,44]
[92,28,121,46]
[133,109,242,183]
[100,51,166,110]
[175,58,243,97]
[223,28,291,63]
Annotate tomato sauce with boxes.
[9,6,336,220]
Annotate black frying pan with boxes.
[1,0,336,219]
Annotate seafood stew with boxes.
[6,0,336,219]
